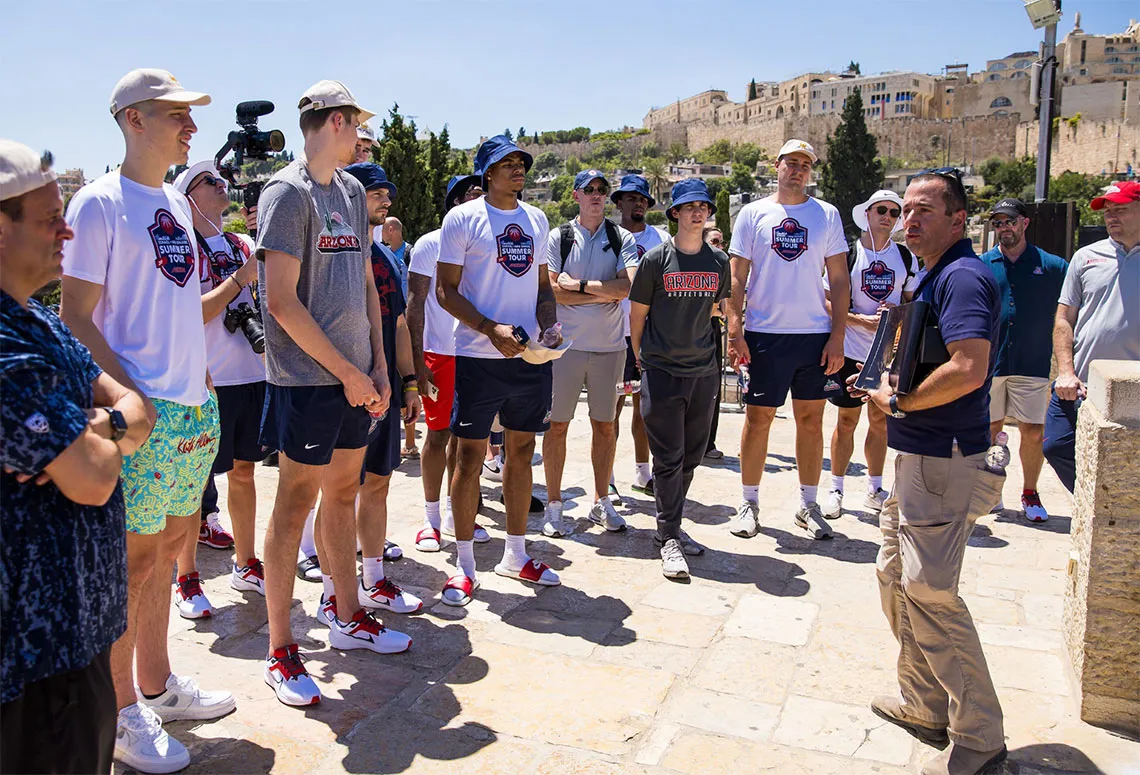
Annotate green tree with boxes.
[730,164,756,194]
[734,142,762,172]
[715,189,732,244]
[848,61,861,75]
[518,126,526,141]
[640,156,669,202]
[667,141,688,163]
[1049,170,1110,228]
[748,79,758,101]
[549,174,574,203]
[696,139,733,165]
[645,210,667,226]
[533,151,561,175]
[818,89,883,241]
[425,126,457,223]
[587,137,621,166]
[564,155,582,176]
[375,104,435,240]
[640,140,661,159]
[705,177,729,199]
[503,128,513,142]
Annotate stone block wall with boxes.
[1063,360,1140,736]
[1015,119,1140,176]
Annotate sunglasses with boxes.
[708,237,723,246]
[188,174,226,193]
[871,205,901,218]
[918,166,967,202]
[990,218,1020,229]
[580,185,609,196]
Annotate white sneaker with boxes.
[660,538,690,579]
[174,573,212,619]
[542,501,573,538]
[588,498,627,532]
[632,469,653,493]
[822,489,843,520]
[231,559,265,595]
[991,498,1005,514]
[795,502,834,539]
[264,644,321,706]
[138,673,236,722]
[1022,491,1049,523]
[115,702,190,774]
[481,455,503,482]
[329,608,412,654]
[316,594,337,628]
[729,500,760,537]
[358,578,423,614]
[864,488,889,514]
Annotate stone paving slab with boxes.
[116,403,1139,775]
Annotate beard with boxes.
[631,212,645,223]
[998,232,1018,247]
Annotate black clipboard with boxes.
[855,300,949,394]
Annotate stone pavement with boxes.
[130,401,1140,775]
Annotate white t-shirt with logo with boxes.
[824,240,920,360]
[437,198,550,359]
[63,172,209,406]
[622,225,669,337]
[197,231,266,386]
[728,196,848,334]
[408,228,457,357]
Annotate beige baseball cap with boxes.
[777,139,818,164]
[109,68,211,116]
[298,80,375,123]
[0,139,57,202]
[357,123,379,146]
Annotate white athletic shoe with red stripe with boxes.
[174,572,213,619]
[329,608,412,654]
[264,644,320,706]
[231,558,265,595]
[358,578,422,614]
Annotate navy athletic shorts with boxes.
[451,356,552,439]
[827,357,865,409]
[212,381,272,474]
[743,331,843,406]
[363,404,401,478]
[260,384,377,466]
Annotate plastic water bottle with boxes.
[984,431,1011,474]
[739,364,750,394]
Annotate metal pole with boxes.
[1035,16,1059,201]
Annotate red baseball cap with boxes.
[1090,181,1140,210]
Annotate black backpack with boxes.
[559,220,624,265]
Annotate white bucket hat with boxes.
[520,338,573,365]
[852,190,904,234]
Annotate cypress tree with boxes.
[715,189,731,245]
[818,89,883,242]
[376,105,435,242]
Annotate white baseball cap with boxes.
[777,139,818,164]
[298,80,375,123]
[357,123,379,146]
[0,139,57,201]
[852,190,904,233]
[172,160,224,195]
[109,68,211,116]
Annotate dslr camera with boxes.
[214,101,285,233]
[223,302,265,354]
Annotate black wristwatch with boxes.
[103,407,128,442]
[578,280,587,293]
[888,394,906,419]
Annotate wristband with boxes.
[401,374,416,386]
[405,385,418,392]
[578,280,587,293]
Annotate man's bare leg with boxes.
[316,447,368,623]
[791,399,826,491]
[1019,422,1045,492]
[264,457,323,651]
[227,460,259,564]
[740,405,777,488]
[137,514,198,695]
[112,532,162,708]
[542,421,570,503]
[590,418,617,501]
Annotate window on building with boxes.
[988,73,1003,81]
[1011,71,1027,79]
[1080,68,1088,75]
[990,96,1013,108]
[1106,46,1116,53]
[1113,67,1127,74]
[1107,57,1122,63]
[989,62,1008,71]
[1080,40,1087,64]
[1014,60,1030,69]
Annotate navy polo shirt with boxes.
[981,244,1067,378]
[887,239,1000,458]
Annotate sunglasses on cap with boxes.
[917,166,967,203]
[870,205,901,218]
[580,184,609,196]
[188,174,226,193]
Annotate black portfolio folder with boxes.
[854,300,949,394]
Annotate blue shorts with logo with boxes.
[260,384,376,466]
[744,332,843,406]
[451,356,552,439]
[363,404,400,478]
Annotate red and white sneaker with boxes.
[231,558,265,595]
[1021,491,1049,523]
[174,572,213,619]
[198,512,234,550]
[264,644,321,706]
[358,578,423,614]
[494,558,561,586]
[329,608,412,654]
[316,595,337,628]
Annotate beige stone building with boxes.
[56,168,85,201]
[808,71,940,120]
[643,90,731,128]
[1058,16,1140,84]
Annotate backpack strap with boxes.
[559,223,575,265]
[897,244,915,282]
[603,219,624,260]
[223,231,251,260]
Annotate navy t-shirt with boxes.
[887,239,1000,458]
[981,244,1067,378]
[371,242,407,408]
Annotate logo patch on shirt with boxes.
[663,271,720,296]
[317,211,362,255]
[1033,266,1044,275]
[24,412,50,434]
[771,218,808,261]
[861,260,896,303]
[496,224,535,277]
[148,209,196,287]
[636,244,647,258]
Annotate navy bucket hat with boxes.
[445,173,481,210]
[610,174,655,208]
[667,179,715,221]
[573,169,608,190]
[474,134,533,180]
[344,162,397,197]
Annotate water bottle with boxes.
[984,431,1011,474]
[739,364,750,394]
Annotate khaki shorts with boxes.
[550,349,625,423]
[989,375,1050,424]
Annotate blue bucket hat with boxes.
[573,169,608,191]
[444,173,482,211]
[474,134,533,180]
[667,179,715,221]
[610,174,655,208]
[344,162,397,198]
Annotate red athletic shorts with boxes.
[422,352,456,432]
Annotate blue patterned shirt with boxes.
[0,292,127,702]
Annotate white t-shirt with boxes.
[407,228,457,357]
[622,225,669,337]
[197,231,266,386]
[728,196,848,334]
[824,240,921,360]
[63,172,209,406]
[438,198,550,359]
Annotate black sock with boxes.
[141,690,165,700]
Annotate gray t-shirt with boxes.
[628,241,730,377]
[547,219,639,353]
[1059,237,1140,383]
[256,160,373,386]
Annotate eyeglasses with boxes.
[188,174,226,193]
[872,205,901,218]
[580,185,609,196]
[990,218,1020,229]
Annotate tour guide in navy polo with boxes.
[980,197,1067,522]
[851,170,1007,775]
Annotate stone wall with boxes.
[518,125,688,165]
[1016,118,1140,176]
[1063,360,1140,736]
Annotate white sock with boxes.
[321,574,335,600]
[869,475,884,493]
[299,505,318,559]
[831,475,845,493]
[362,557,384,588]
[502,534,528,570]
[424,501,441,531]
[636,462,651,480]
[800,485,818,507]
[456,540,476,580]
[742,484,759,504]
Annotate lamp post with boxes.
[1025,0,1062,201]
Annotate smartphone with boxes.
[427,383,440,401]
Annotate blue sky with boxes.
[2,0,1135,176]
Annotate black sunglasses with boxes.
[872,205,901,218]
[580,185,609,196]
[917,166,967,200]
[188,174,225,193]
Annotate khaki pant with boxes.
[876,447,1006,751]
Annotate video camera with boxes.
[214,101,285,237]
